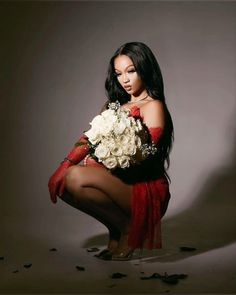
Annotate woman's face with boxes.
[114,54,145,96]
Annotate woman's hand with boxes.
[48,161,70,203]
[48,134,89,204]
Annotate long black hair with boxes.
[105,41,174,181]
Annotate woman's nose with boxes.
[123,74,130,83]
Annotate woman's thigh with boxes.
[64,165,132,214]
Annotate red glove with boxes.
[48,134,89,204]
[148,127,163,144]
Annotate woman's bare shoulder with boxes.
[142,98,163,110]
[141,99,165,128]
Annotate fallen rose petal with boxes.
[177,274,188,279]
[162,276,178,284]
[151,273,162,279]
[86,247,100,252]
[111,272,127,279]
[76,266,85,271]
[24,263,32,268]
[49,248,57,251]
[140,273,162,280]
[180,246,196,251]
[140,272,188,283]
[161,273,188,284]
[168,273,188,280]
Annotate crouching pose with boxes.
[48,41,174,261]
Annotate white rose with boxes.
[136,119,143,131]
[126,132,136,145]
[118,156,130,169]
[129,117,136,127]
[126,125,136,136]
[114,120,126,135]
[110,144,123,156]
[120,113,131,127]
[90,114,113,136]
[102,110,118,126]
[100,122,113,135]
[123,143,137,156]
[90,115,105,128]
[101,109,114,118]
[84,128,100,145]
[102,137,115,147]
[102,156,118,169]
[94,143,110,160]
[134,136,142,148]
[119,134,130,145]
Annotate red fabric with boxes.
[149,127,163,144]
[127,106,171,249]
[128,177,170,249]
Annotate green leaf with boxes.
[75,141,87,147]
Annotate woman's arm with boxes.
[141,100,165,144]
[142,100,165,129]
[48,134,89,204]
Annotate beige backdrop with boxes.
[0,1,236,293]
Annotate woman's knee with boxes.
[64,166,84,192]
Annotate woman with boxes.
[48,42,174,261]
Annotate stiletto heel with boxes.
[112,248,134,261]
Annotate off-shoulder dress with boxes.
[83,105,171,249]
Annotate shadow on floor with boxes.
[147,127,236,263]
[81,233,108,249]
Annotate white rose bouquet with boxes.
[77,101,157,170]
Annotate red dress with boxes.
[84,105,171,250]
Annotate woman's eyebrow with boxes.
[114,65,134,71]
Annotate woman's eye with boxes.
[115,73,121,77]
[128,69,136,73]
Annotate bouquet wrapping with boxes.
[77,101,157,170]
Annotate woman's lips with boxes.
[124,85,132,91]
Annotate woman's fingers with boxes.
[48,181,57,204]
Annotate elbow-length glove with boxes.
[148,127,163,145]
[48,134,89,204]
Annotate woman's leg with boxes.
[62,165,133,252]
[60,190,120,251]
